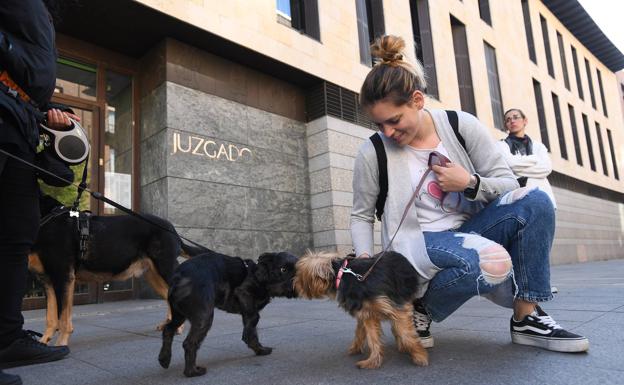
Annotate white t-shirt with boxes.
[405,142,472,231]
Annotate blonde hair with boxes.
[359,35,427,108]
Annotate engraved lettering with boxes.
[229,144,239,162]
[216,144,229,160]
[203,140,216,158]
[172,131,253,162]
[178,133,192,153]
[192,137,204,155]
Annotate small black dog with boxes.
[158,250,297,377]
[294,250,428,369]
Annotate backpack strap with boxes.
[369,133,387,221]
[445,110,465,149]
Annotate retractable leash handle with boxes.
[40,116,90,165]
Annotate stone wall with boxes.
[140,81,312,258]
[551,186,624,264]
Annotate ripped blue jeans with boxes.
[422,187,555,322]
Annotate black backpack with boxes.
[369,110,465,221]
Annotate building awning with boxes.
[542,0,624,72]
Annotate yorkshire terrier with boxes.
[294,250,428,369]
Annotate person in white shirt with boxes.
[495,108,556,209]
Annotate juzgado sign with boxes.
[171,132,252,161]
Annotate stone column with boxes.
[306,115,381,255]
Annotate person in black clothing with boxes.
[0,1,77,383]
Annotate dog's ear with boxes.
[254,253,272,282]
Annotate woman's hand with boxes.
[357,253,371,259]
[432,162,471,192]
[46,108,81,130]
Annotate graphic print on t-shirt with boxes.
[406,143,470,231]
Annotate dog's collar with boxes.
[335,259,349,289]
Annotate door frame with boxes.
[23,35,141,309]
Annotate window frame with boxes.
[539,15,555,78]
[521,0,537,63]
[551,92,567,159]
[532,79,550,150]
[484,41,504,130]
[410,0,438,98]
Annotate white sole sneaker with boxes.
[511,331,589,353]
[419,335,434,349]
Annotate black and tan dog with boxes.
[294,250,428,369]
[158,250,297,377]
[28,195,206,346]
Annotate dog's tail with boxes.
[179,241,210,259]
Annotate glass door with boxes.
[23,56,137,309]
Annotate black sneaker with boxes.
[510,306,589,353]
[413,299,434,348]
[0,330,70,369]
[0,370,21,385]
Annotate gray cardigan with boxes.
[350,109,519,294]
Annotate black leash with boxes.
[0,148,209,252]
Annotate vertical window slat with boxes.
[533,79,550,150]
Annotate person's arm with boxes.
[517,142,552,178]
[0,0,57,105]
[459,113,519,202]
[350,144,378,259]
[494,140,538,171]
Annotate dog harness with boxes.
[77,211,91,261]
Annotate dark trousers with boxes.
[0,144,39,348]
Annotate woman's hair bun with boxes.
[371,35,406,65]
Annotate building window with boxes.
[356,0,385,66]
[567,104,582,166]
[571,46,583,100]
[539,15,554,78]
[484,42,504,130]
[595,123,608,176]
[410,0,438,98]
[606,129,619,180]
[521,0,536,63]
[276,0,320,41]
[556,32,570,90]
[451,16,476,116]
[551,92,567,159]
[596,69,608,117]
[582,114,596,171]
[584,59,596,109]
[532,79,550,150]
[478,0,491,25]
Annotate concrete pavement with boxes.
[7,258,624,385]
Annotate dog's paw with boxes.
[184,366,207,377]
[411,352,429,367]
[255,346,273,356]
[39,336,52,345]
[356,356,383,369]
[158,351,171,368]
